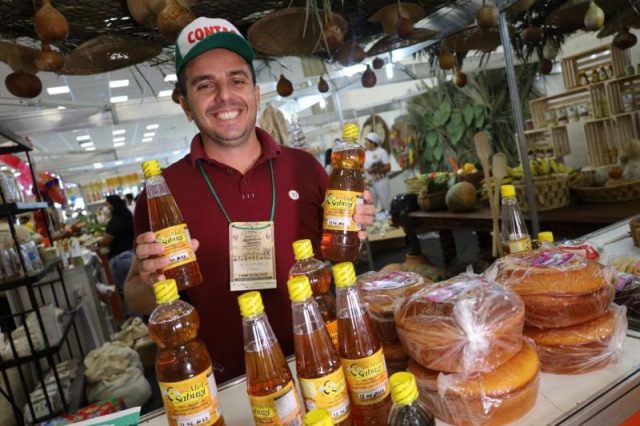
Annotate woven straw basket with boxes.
[405,176,426,194]
[514,174,570,211]
[571,179,640,203]
[417,189,446,211]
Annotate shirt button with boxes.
[226,168,233,174]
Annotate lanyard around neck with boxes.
[196,159,276,224]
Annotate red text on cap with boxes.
[187,25,237,44]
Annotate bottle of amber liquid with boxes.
[320,123,365,263]
[239,291,304,425]
[304,408,335,426]
[387,372,434,426]
[500,184,532,255]
[289,276,351,425]
[142,160,202,290]
[332,262,391,426]
[148,279,224,426]
[290,239,338,350]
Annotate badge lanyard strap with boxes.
[196,159,276,227]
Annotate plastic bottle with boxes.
[290,239,338,350]
[238,291,304,425]
[537,231,555,249]
[500,184,532,255]
[320,123,365,263]
[288,275,351,425]
[142,160,202,291]
[387,372,434,426]
[148,279,224,426]
[332,262,391,426]
[304,408,335,426]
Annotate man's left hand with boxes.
[354,190,376,240]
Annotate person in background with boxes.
[124,193,136,214]
[99,195,134,292]
[124,17,375,383]
[364,132,392,213]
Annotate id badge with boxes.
[229,221,277,291]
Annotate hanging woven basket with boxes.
[366,28,437,57]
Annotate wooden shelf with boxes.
[0,202,49,217]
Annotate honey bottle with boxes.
[290,239,338,350]
[304,408,335,426]
[148,279,224,426]
[500,184,532,255]
[387,372,434,426]
[238,291,304,425]
[320,123,365,263]
[142,160,202,290]
[332,262,391,426]
[288,276,351,425]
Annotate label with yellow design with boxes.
[159,366,221,426]
[325,320,339,352]
[249,380,303,425]
[155,224,197,271]
[299,368,350,423]
[322,189,363,232]
[341,348,390,405]
[508,237,532,254]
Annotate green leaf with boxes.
[434,144,444,161]
[475,114,486,128]
[474,104,485,119]
[432,109,449,127]
[450,110,463,126]
[447,122,465,145]
[462,104,475,126]
[427,131,438,148]
[440,99,452,116]
[422,148,432,163]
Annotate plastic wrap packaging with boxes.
[609,256,640,316]
[357,270,425,342]
[382,340,409,376]
[395,274,525,374]
[524,303,627,375]
[485,249,614,329]
[408,340,540,426]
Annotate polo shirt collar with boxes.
[188,127,281,169]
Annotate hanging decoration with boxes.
[317,76,329,93]
[276,74,294,97]
[542,38,560,60]
[288,118,307,149]
[522,25,543,43]
[35,43,64,72]
[584,1,605,31]
[368,3,425,37]
[476,2,499,30]
[33,0,69,43]
[439,49,455,70]
[613,28,638,49]
[324,13,347,53]
[361,65,377,88]
[539,58,553,75]
[157,0,195,41]
[454,68,468,88]
[5,71,42,98]
[335,39,365,67]
[396,10,415,39]
[372,57,385,70]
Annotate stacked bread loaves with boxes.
[486,249,627,374]
[395,274,539,425]
[357,270,425,374]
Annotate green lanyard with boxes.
[196,159,276,225]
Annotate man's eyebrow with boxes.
[227,69,250,78]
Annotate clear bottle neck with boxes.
[242,312,278,351]
[336,285,366,318]
[501,195,529,240]
[145,174,172,198]
[291,299,325,335]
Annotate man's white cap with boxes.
[366,132,382,145]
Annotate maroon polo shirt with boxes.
[134,128,328,383]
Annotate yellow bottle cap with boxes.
[501,184,516,198]
[538,231,554,243]
[288,275,313,302]
[342,122,359,141]
[154,279,179,304]
[142,160,162,178]
[332,262,356,288]
[390,372,419,406]
[292,239,314,260]
[303,408,334,426]
[238,291,264,318]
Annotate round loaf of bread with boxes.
[357,271,425,342]
[524,304,627,374]
[395,275,525,373]
[409,341,539,426]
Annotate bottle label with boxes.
[299,368,350,423]
[249,380,303,425]
[155,224,197,271]
[325,319,339,352]
[158,366,221,426]
[508,237,532,254]
[341,348,390,405]
[322,190,363,232]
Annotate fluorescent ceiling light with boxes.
[113,142,125,148]
[47,86,70,95]
[146,124,159,130]
[57,106,66,110]
[109,79,129,88]
[386,64,394,79]
[143,132,155,137]
[164,74,177,82]
[135,157,144,162]
[319,97,326,109]
[93,163,103,169]
[142,138,153,143]
[113,137,125,142]
[172,150,180,155]
[110,95,128,103]
[76,135,91,141]
[80,142,94,148]
[85,147,96,151]
[112,129,126,135]
[115,160,124,165]
[158,90,173,97]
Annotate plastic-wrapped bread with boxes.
[613,273,640,317]
[485,250,614,328]
[409,340,540,426]
[395,274,525,373]
[524,304,627,375]
[356,271,425,342]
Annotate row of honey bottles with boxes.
[148,262,434,425]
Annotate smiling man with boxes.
[124,17,375,383]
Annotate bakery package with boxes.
[382,340,409,375]
[485,249,614,329]
[525,304,627,375]
[609,256,640,317]
[357,270,426,342]
[395,274,525,374]
[409,340,540,426]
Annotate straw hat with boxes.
[369,3,426,36]
[366,28,437,57]
[247,8,348,57]
[442,25,501,53]
[60,36,162,75]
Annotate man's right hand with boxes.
[135,232,200,287]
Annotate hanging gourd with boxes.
[613,28,637,49]
[361,65,377,88]
[584,2,605,32]
[324,14,346,53]
[35,43,64,72]
[542,38,560,60]
[522,25,543,43]
[454,69,468,88]
[277,74,294,97]
[396,11,414,39]
[539,59,553,75]
[476,2,499,30]
[5,71,43,98]
[33,0,69,43]
[158,0,195,41]
[439,49,455,70]
[336,39,365,67]
[372,57,384,70]
[317,76,329,93]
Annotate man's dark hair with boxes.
[124,193,134,202]
[177,58,256,100]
